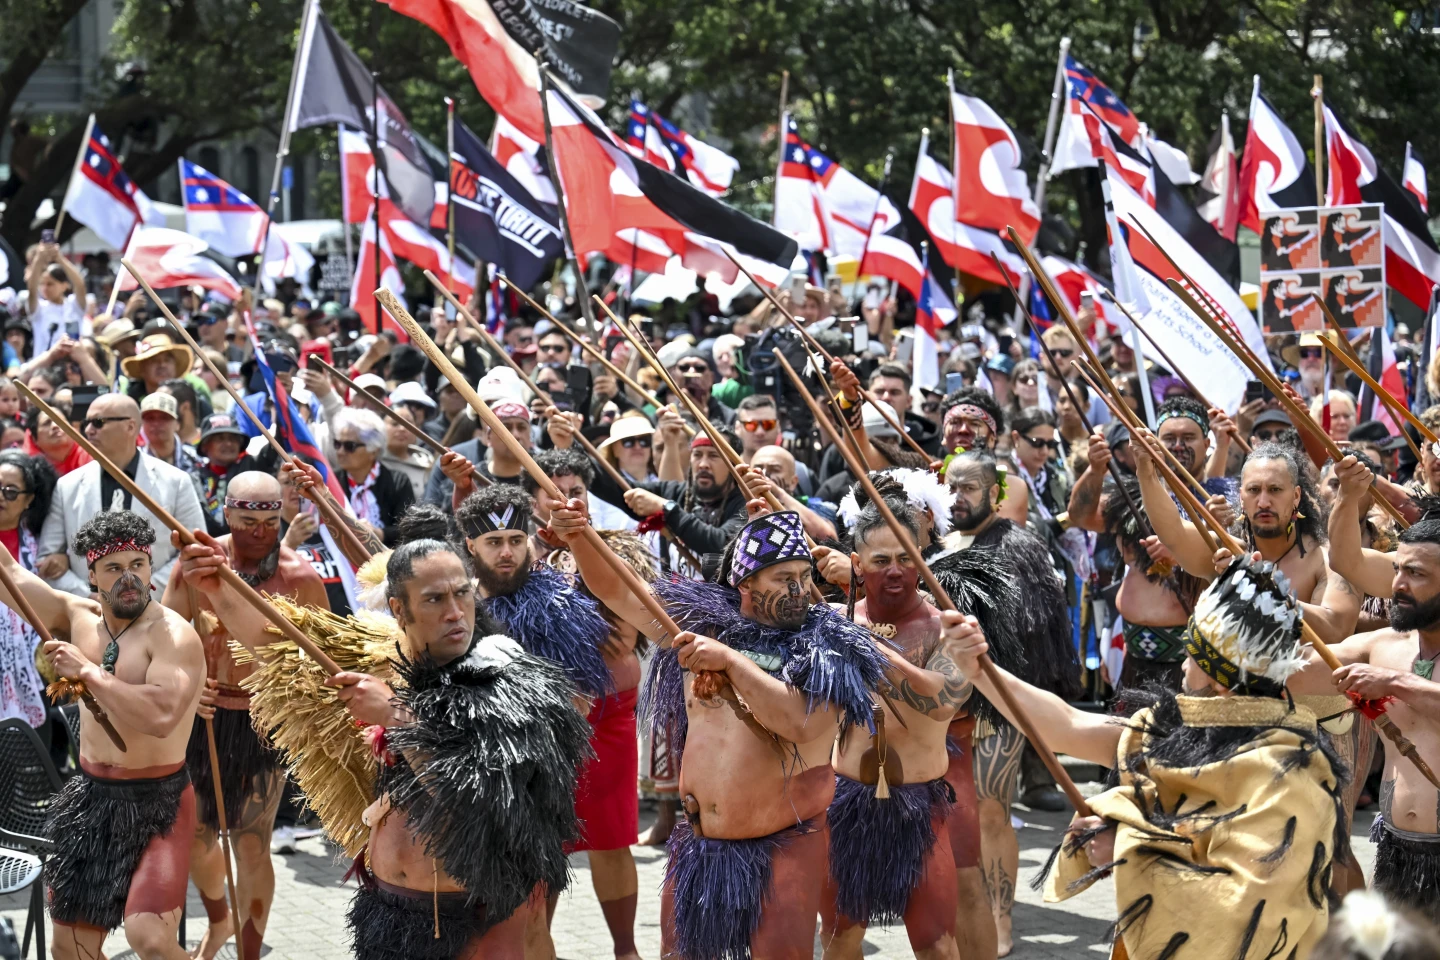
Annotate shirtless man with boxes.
[1288,511,1440,923]
[821,502,967,960]
[178,535,590,959]
[162,472,329,960]
[937,451,1078,956]
[453,483,640,960]
[0,510,205,960]
[547,502,884,960]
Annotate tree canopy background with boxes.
[3,0,1437,275]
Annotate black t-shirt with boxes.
[290,528,352,617]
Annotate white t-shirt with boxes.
[28,295,90,358]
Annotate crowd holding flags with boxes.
[38,1,1439,426]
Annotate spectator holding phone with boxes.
[24,242,90,358]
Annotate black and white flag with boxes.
[285,2,439,228]
[487,0,620,103]
[451,119,564,289]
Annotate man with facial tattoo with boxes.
[0,510,205,960]
[162,471,330,960]
[820,502,977,960]
[545,499,886,960]
[454,483,642,960]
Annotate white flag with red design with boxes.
[949,80,1040,243]
[115,227,243,301]
[1404,143,1428,214]
[908,134,1022,286]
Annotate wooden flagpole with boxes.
[120,259,373,562]
[53,113,96,238]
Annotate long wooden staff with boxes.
[424,276,702,571]
[120,260,373,562]
[0,544,126,751]
[723,250,932,463]
[1164,279,1411,530]
[990,252,1153,536]
[594,299,826,600]
[307,356,490,488]
[1082,372,1440,790]
[16,383,345,676]
[495,275,672,413]
[1313,295,1434,450]
[774,349,1092,815]
[374,290,708,661]
[1072,359,1218,554]
[188,584,247,960]
[1095,290,1252,456]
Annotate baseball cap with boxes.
[140,393,178,420]
[1102,420,1131,449]
[1252,409,1292,431]
[199,413,248,442]
[353,373,388,397]
[1349,419,1407,451]
[388,380,436,410]
[861,399,900,439]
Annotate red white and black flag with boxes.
[286,2,439,229]
[1196,111,1241,241]
[543,79,798,268]
[1404,142,1428,214]
[1237,76,1316,234]
[1324,105,1440,310]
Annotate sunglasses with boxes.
[1015,374,1038,386]
[1019,433,1059,451]
[921,402,941,414]
[538,343,568,354]
[620,436,652,449]
[1298,347,1323,359]
[82,416,131,432]
[676,363,709,375]
[1050,348,1075,358]
[335,440,367,453]
[198,314,223,326]
[739,419,777,432]
[1254,428,1286,442]
[0,485,30,501]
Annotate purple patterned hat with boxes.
[728,511,811,587]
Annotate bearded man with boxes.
[162,471,330,960]
[547,501,885,960]
[454,483,642,959]
[934,450,1080,956]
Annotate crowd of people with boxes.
[3,232,1440,960]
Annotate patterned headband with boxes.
[944,403,997,434]
[461,503,531,538]
[1157,409,1209,434]
[225,498,283,511]
[86,539,153,566]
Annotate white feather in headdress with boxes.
[356,550,396,616]
[1335,889,1398,960]
[838,468,957,537]
[1189,554,1308,689]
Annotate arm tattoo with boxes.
[886,643,974,717]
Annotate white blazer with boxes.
[39,451,208,597]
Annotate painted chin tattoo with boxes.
[753,579,810,630]
[100,571,150,619]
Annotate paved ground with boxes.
[3,791,1378,959]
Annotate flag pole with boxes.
[1312,74,1326,205]
[338,128,354,299]
[53,113,96,239]
[445,96,457,300]
[536,60,598,331]
[1033,36,1071,213]
[369,65,383,334]
[772,71,789,226]
[252,0,316,303]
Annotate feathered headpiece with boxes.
[356,549,394,614]
[839,468,957,537]
[1184,554,1307,696]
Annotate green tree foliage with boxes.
[3,0,1435,271]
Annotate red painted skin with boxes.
[822,561,960,953]
[944,716,982,869]
[55,759,196,931]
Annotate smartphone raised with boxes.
[893,331,914,366]
[945,371,965,395]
